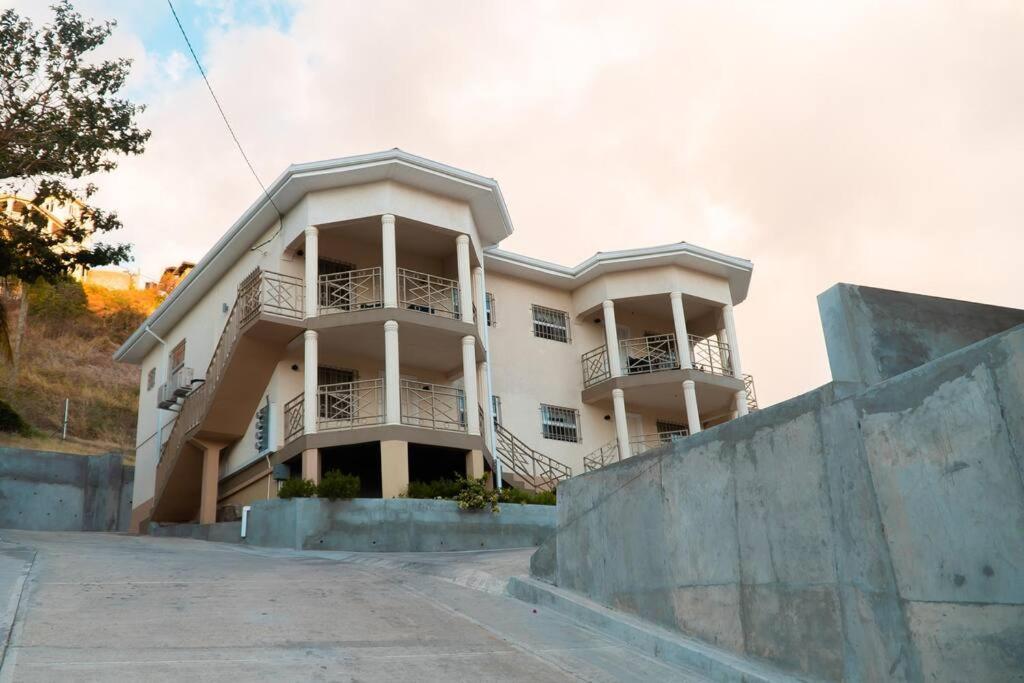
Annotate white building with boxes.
[114,150,755,530]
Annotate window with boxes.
[146,367,156,391]
[491,395,502,426]
[532,304,570,342]
[169,339,186,373]
[541,404,580,442]
[656,420,688,442]
[485,292,496,326]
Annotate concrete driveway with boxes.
[0,531,704,682]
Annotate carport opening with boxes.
[408,443,466,484]
[321,442,383,497]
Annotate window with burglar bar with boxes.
[656,420,689,441]
[169,339,186,373]
[491,395,502,426]
[532,304,570,342]
[541,404,580,442]
[485,292,496,326]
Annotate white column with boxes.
[382,214,397,308]
[384,320,400,424]
[303,330,318,435]
[456,235,474,324]
[602,300,622,377]
[670,292,692,369]
[304,226,318,317]
[612,388,631,460]
[722,303,749,417]
[473,265,486,340]
[462,336,480,435]
[683,380,701,435]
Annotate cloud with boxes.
[42,0,1024,405]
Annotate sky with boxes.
[6,0,1023,408]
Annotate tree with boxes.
[0,1,149,374]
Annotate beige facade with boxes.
[115,150,755,528]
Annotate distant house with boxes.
[146,262,195,296]
[0,194,95,279]
[83,268,138,291]
[114,150,756,530]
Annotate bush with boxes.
[404,476,462,500]
[454,475,499,513]
[317,470,360,500]
[0,399,32,436]
[277,478,316,499]
[498,487,556,506]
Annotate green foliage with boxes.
[277,478,316,499]
[498,487,557,506]
[316,470,361,500]
[0,399,32,436]
[404,476,462,500]
[0,0,150,283]
[454,475,500,513]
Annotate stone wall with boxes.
[0,449,134,531]
[244,497,556,552]
[538,322,1024,682]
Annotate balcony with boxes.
[318,267,382,313]
[581,333,735,389]
[397,268,460,320]
[399,379,466,432]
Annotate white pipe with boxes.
[477,269,501,489]
[241,505,251,538]
[61,398,69,440]
[142,325,168,457]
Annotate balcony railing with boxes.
[400,379,466,432]
[581,345,611,388]
[398,268,460,319]
[581,332,737,387]
[284,393,304,442]
[319,267,382,313]
[319,379,385,431]
[689,334,732,376]
[583,429,689,472]
[744,374,759,411]
[239,269,304,325]
[621,334,679,375]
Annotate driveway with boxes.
[0,531,704,681]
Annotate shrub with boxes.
[0,400,32,436]
[277,477,316,499]
[454,475,499,513]
[317,470,360,500]
[498,487,556,506]
[404,476,462,500]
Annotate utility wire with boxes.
[166,0,283,251]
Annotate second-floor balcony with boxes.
[581,333,735,388]
[316,267,462,321]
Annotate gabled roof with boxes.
[114,149,514,364]
[484,242,753,304]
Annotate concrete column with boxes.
[303,330,318,435]
[301,448,320,484]
[382,214,397,308]
[602,299,622,377]
[683,380,702,435]
[721,303,749,417]
[384,320,400,424]
[380,440,409,498]
[198,442,221,524]
[670,291,692,369]
[304,226,318,317]
[466,449,485,480]
[462,336,480,435]
[612,388,631,460]
[473,265,486,340]
[456,234,474,324]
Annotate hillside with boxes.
[0,280,161,458]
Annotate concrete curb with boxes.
[0,542,36,676]
[507,576,816,683]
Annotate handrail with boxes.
[400,379,466,432]
[319,378,385,430]
[493,422,571,492]
[743,374,758,410]
[398,268,460,319]
[584,429,689,472]
[319,267,382,313]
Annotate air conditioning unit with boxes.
[157,367,195,409]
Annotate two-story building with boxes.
[115,150,755,530]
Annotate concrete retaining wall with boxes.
[540,322,1024,682]
[0,448,133,532]
[244,497,556,552]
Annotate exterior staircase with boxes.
[148,269,303,524]
[493,422,571,492]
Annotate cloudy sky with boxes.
[8,0,1023,406]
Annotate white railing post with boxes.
[670,292,691,369]
[303,330,318,435]
[602,300,622,377]
[382,214,397,308]
[456,234,473,324]
[721,303,748,416]
[683,379,702,434]
[462,336,480,435]
[612,388,631,460]
[384,320,401,424]
[304,226,318,318]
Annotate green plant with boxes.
[498,487,556,506]
[316,470,360,500]
[277,477,316,499]
[404,476,462,500]
[454,475,499,513]
[0,399,32,436]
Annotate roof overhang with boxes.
[114,149,514,364]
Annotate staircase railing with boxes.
[493,422,571,492]
[153,268,303,503]
[584,429,690,472]
[743,374,758,410]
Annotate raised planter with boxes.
[244,497,556,552]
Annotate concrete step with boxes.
[508,576,816,683]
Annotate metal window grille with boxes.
[146,367,156,391]
[485,292,496,326]
[491,395,502,426]
[532,305,570,342]
[169,339,186,374]
[540,404,580,442]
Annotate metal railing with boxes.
[400,380,466,431]
[584,429,689,472]
[494,422,571,492]
[319,379,385,431]
[239,269,304,325]
[744,374,758,411]
[319,267,382,313]
[583,440,620,472]
[398,268,460,319]
[621,334,679,376]
[284,393,304,442]
[581,345,610,388]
